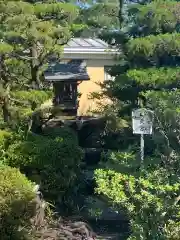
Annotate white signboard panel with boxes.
[132,109,153,135]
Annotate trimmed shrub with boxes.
[0,165,35,239]
[95,151,180,239]
[5,130,84,202]
[42,126,78,143]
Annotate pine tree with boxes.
[0,0,79,122]
[75,0,121,37]
[74,0,151,37]
[98,0,180,146]
[94,2,180,238]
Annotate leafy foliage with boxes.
[164,221,180,240]
[74,0,120,37]
[126,67,180,88]
[5,128,83,202]
[96,0,180,139]
[43,125,78,141]
[11,90,52,109]
[95,150,180,239]
[0,0,80,123]
[78,1,120,37]
[127,33,180,67]
[129,1,180,36]
[144,90,180,176]
[92,0,180,239]
[0,165,35,240]
[0,130,14,161]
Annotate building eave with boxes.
[44,75,90,82]
[64,47,119,55]
[44,60,90,82]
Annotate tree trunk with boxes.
[30,43,41,89]
[2,96,10,123]
[118,0,124,27]
[31,65,41,89]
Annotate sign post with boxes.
[132,109,154,167]
[140,134,144,166]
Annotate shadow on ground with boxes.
[88,219,130,240]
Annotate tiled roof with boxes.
[66,38,109,49]
[44,60,90,82]
[64,38,118,56]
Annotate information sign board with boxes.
[132,109,153,135]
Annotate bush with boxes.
[0,130,18,161]
[5,130,84,202]
[95,151,180,239]
[0,165,35,240]
[165,221,180,240]
[42,126,78,143]
[0,130,13,148]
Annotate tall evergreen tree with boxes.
[74,0,151,37]
[97,0,180,147]
[0,0,79,122]
[75,0,120,37]
[94,1,180,239]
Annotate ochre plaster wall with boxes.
[77,59,115,116]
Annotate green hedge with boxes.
[0,165,35,239]
[95,150,180,239]
[5,129,83,201]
